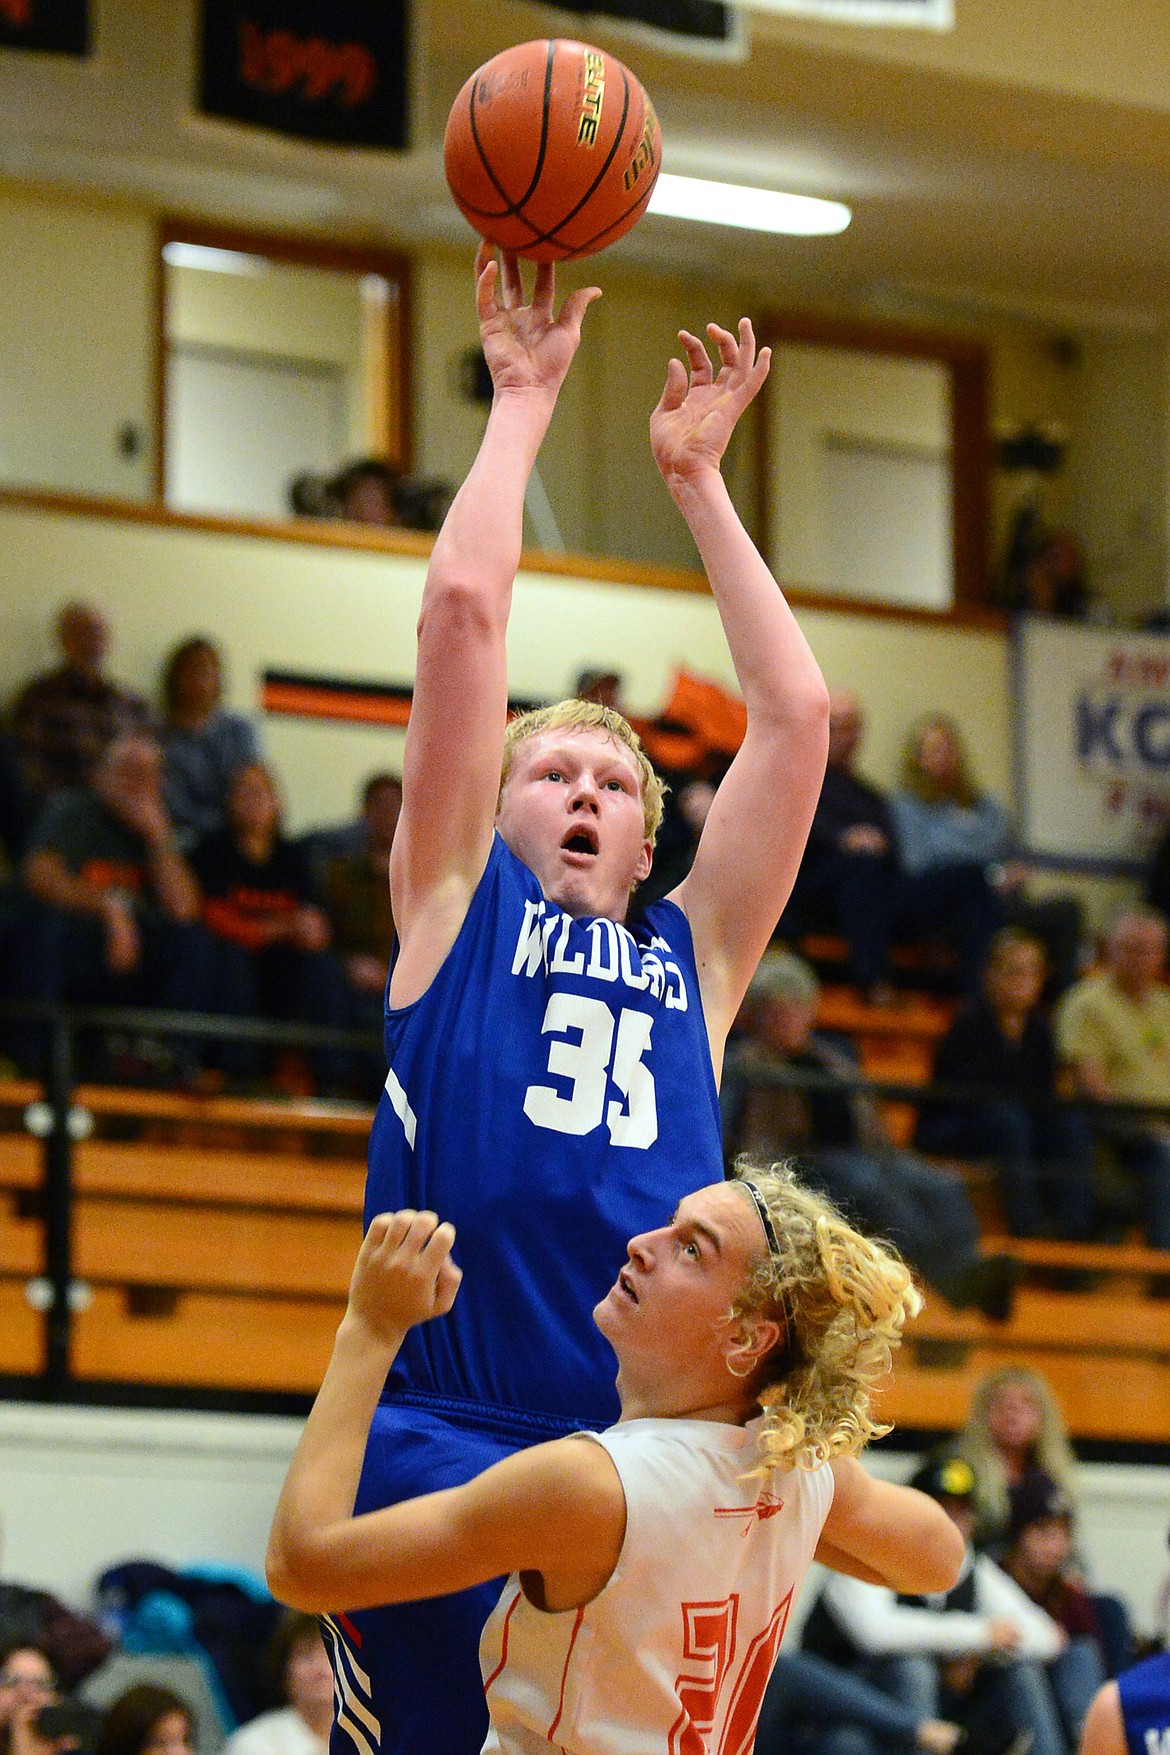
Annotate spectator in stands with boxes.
[14,733,204,1075]
[635,774,717,912]
[93,1686,193,1755]
[0,1646,59,1755]
[778,690,998,1002]
[193,762,349,1091]
[800,1455,1073,1755]
[159,638,259,850]
[573,667,624,711]
[1000,1473,1108,1731]
[723,950,1022,1320]
[329,459,401,528]
[10,603,152,799]
[323,773,400,1089]
[915,929,1096,1240]
[952,1367,1133,1677]
[892,715,1083,998]
[220,1615,331,1755]
[755,1649,962,1755]
[1056,909,1170,1253]
[953,1366,1080,1551]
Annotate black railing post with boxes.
[42,1011,76,1395]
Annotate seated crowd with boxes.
[3,605,1170,1281]
[0,601,400,1098]
[0,1365,1161,1755]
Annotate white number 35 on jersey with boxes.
[523,994,658,1149]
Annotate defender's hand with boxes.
[650,319,771,489]
[347,1209,462,1343]
[475,243,600,401]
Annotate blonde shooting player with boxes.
[346,247,830,1752]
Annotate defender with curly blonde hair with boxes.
[270,1174,959,1755]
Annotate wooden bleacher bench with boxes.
[0,1078,374,1393]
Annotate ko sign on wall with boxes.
[1016,616,1170,873]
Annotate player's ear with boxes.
[634,839,653,885]
[725,1316,783,1382]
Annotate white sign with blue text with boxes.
[1016,616,1170,873]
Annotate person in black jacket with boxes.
[915,930,1095,1239]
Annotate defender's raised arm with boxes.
[389,249,599,1008]
[655,321,830,1065]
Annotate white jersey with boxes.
[479,1415,835,1755]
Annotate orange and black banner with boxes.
[261,671,542,729]
[0,0,88,55]
[199,0,408,148]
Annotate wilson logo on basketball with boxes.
[577,50,605,147]
[624,103,659,191]
[237,22,377,108]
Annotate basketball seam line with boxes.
[462,38,557,237]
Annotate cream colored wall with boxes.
[0,184,156,499]
[167,258,368,456]
[0,180,1163,616]
[0,500,1008,832]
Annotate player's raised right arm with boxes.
[389,246,600,1006]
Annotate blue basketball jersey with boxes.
[365,831,724,1431]
[1119,1651,1170,1755]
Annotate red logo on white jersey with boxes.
[713,1493,784,1534]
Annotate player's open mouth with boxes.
[618,1269,638,1305]
[562,828,599,858]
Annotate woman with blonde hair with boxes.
[268,1162,963,1755]
[955,1364,1077,1550]
[892,715,1083,996]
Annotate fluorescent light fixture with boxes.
[162,241,269,275]
[648,173,851,236]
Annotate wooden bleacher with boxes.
[2,1047,1169,1440]
[0,1080,367,1393]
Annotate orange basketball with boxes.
[443,39,662,262]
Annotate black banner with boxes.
[550,0,733,42]
[0,0,88,56]
[200,0,408,149]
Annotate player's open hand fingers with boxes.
[678,329,712,383]
[558,283,602,339]
[532,260,556,316]
[475,253,500,323]
[708,322,740,373]
[653,356,689,415]
[499,251,525,310]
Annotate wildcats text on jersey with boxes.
[511,897,690,1008]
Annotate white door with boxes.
[165,343,346,520]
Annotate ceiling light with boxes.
[647,173,851,236]
[162,242,269,275]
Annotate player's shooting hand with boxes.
[475,242,600,401]
[347,1208,463,1345]
[650,319,771,491]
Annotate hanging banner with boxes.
[199,0,408,149]
[548,0,738,49]
[740,0,952,25]
[0,0,89,55]
[1015,616,1170,874]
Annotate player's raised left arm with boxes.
[656,321,829,1058]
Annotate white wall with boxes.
[0,499,1011,830]
[1,1401,1166,1640]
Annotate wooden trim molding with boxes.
[0,484,1005,629]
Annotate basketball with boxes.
[443,39,662,263]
